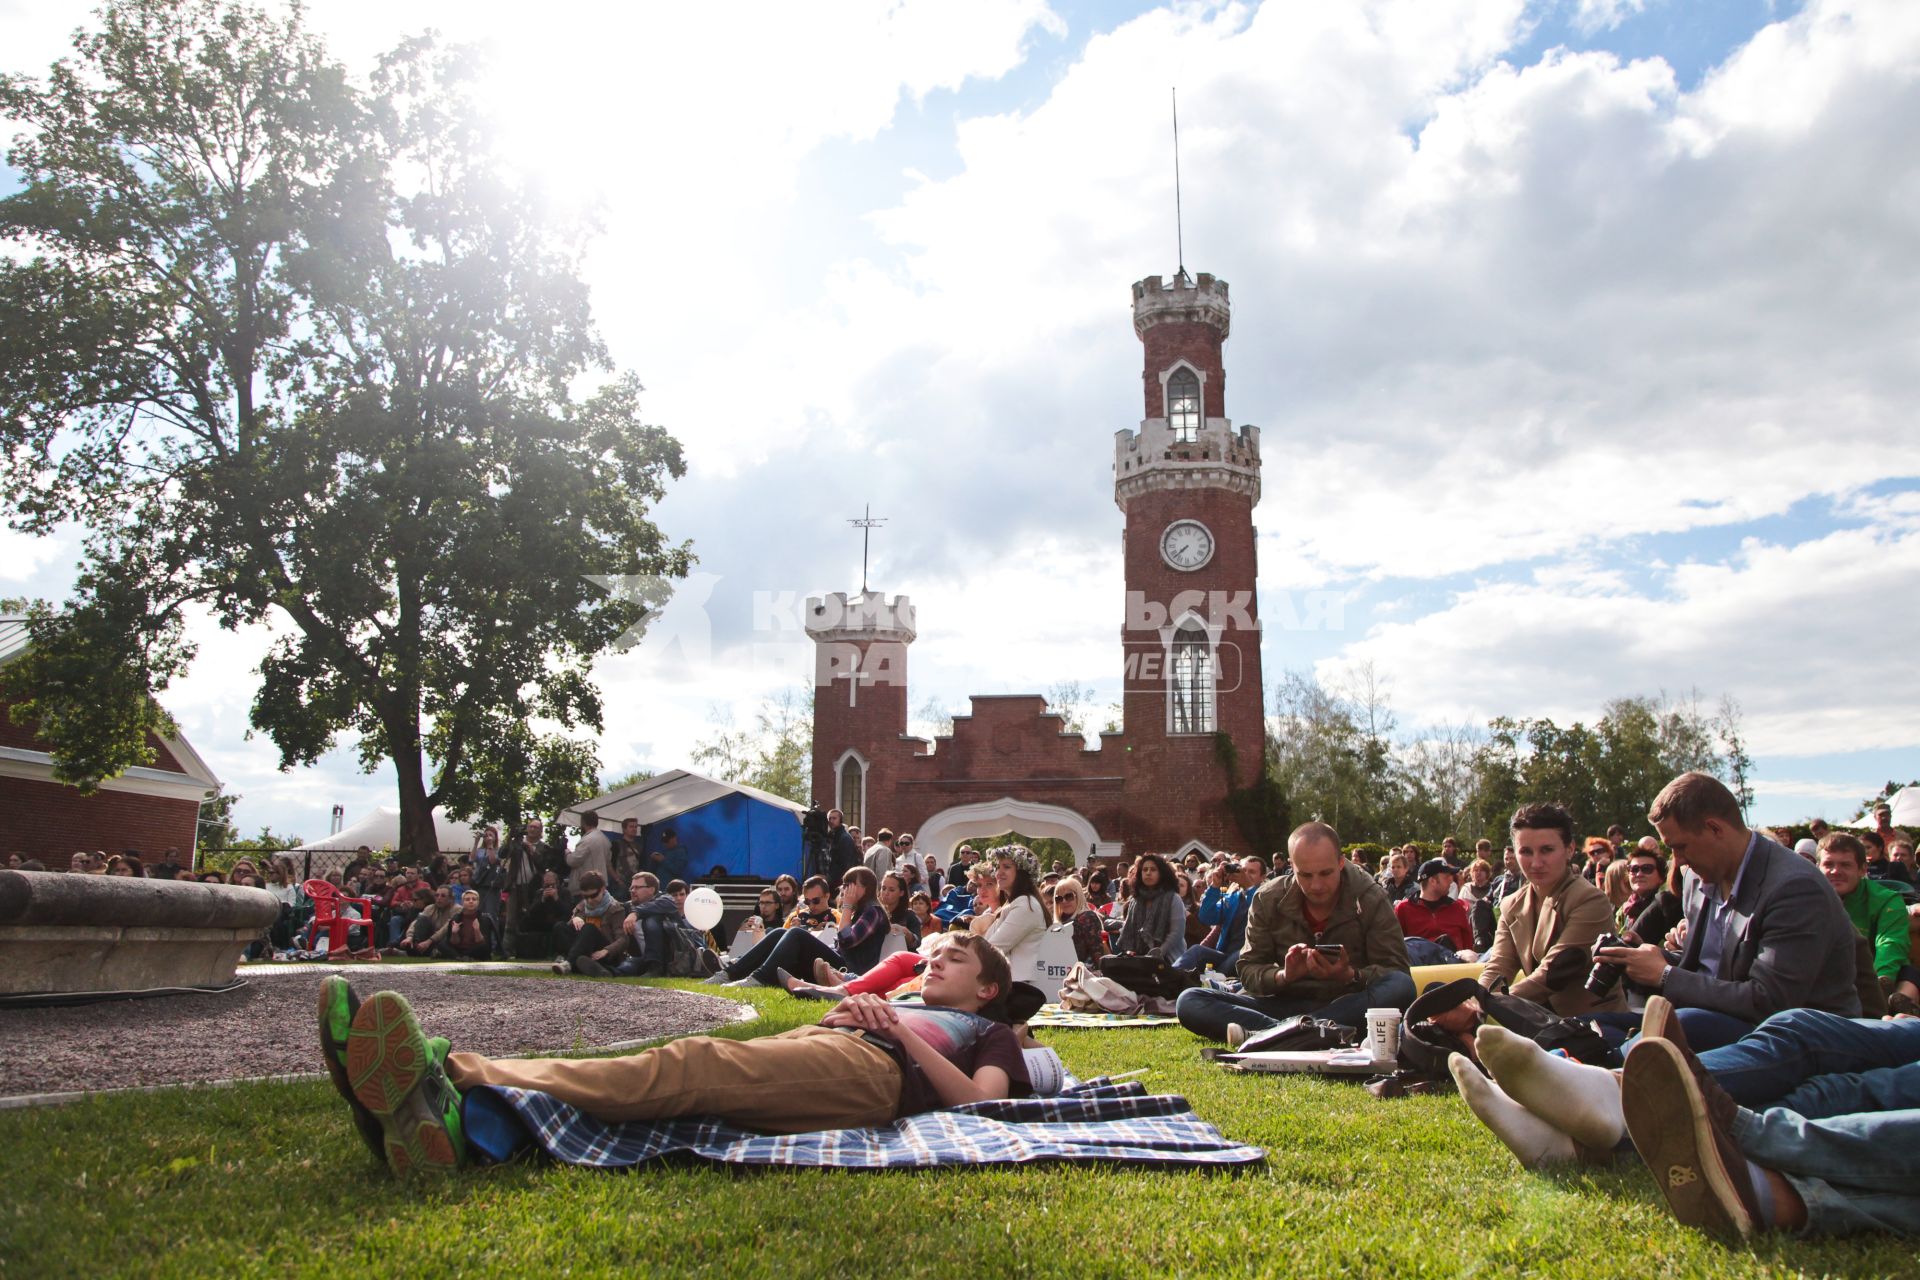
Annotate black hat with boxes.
[1417,858,1454,883]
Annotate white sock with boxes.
[1477,1025,1625,1150]
[1450,1055,1575,1170]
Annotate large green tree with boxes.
[0,0,686,854]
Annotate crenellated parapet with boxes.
[1132,272,1231,340]
[1114,419,1261,509]
[805,591,917,644]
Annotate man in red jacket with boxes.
[1395,859,1478,963]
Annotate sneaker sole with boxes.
[316,978,386,1160]
[1622,1039,1754,1239]
[345,991,461,1177]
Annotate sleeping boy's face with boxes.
[920,938,991,1010]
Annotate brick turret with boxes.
[808,591,915,826]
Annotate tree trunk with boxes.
[392,732,440,859]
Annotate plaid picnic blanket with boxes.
[463,1077,1265,1170]
[1027,1005,1181,1028]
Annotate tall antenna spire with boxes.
[848,503,887,593]
[1171,86,1186,281]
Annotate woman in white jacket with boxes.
[974,850,1048,980]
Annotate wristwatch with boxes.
[1658,963,1673,991]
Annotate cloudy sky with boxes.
[3,0,1916,838]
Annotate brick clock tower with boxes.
[1114,271,1266,813]
[808,269,1267,862]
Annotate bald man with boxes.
[1174,822,1412,1046]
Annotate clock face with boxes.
[1160,519,1215,571]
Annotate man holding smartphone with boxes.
[1174,822,1413,1046]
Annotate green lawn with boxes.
[1,978,1910,1279]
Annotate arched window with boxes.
[838,755,864,830]
[1166,367,1200,443]
[1169,621,1215,733]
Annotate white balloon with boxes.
[683,885,724,932]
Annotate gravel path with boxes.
[0,971,744,1100]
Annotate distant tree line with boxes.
[1266,662,1755,845]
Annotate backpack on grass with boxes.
[1397,977,1616,1082]
[663,919,722,978]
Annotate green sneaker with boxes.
[344,990,466,1177]
[316,976,385,1160]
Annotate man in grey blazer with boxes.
[1596,772,1859,1053]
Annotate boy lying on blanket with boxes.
[318,933,1033,1176]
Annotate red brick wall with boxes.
[1141,320,1226,418]
[1119,485,1265,794]
[0,692,204,860]
[0,774,199,861]
[810,636,913,823]
[810,274,1271,862]
[0,698,188,773]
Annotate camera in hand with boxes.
[1583,933,1628,999]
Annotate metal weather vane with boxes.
[849,503,887,593]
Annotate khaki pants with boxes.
[446,1026,903,1134]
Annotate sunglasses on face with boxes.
[1629,864,1660,874]
[804,896,826,908]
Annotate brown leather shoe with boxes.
[1622,1037,1760,1239]
[1640,995,1738,1133]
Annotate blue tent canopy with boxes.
[557,770,805,882]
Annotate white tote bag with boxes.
[1028,923,1080,1003]
[877,923,911,960]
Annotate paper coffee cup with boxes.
[1366,1008,1403,1066]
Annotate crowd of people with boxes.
[18,785,1920,1242]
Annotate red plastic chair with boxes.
[302,879,380,957]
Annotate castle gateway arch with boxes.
[914,797,1118,870]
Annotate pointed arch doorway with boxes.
[915,797,1118,870]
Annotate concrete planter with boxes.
[0,870,280,999]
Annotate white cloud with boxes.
[11,1,1920,835]
[1571,0,1649,37]
[1749,777,1878,805]
[1329,519,1920,758]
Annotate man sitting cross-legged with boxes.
[316,933,1031,1176]
[1175,822,1413,1046]
[1587,772,1860,1052]
[551,871,628,977]
[1450,995,1920,1238]
[1396,858,1479,965]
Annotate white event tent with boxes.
[1847,786,1920,832]
[289,805,478,855]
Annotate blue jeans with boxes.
[1596,1008,1757,1057]
[1176,969,1416,1042]
[1734,1105,1920,1237]
[1699,1008,1920,1115]
[723,927,849,986]
[746,928,848,987]
[1175,945,1237,977]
